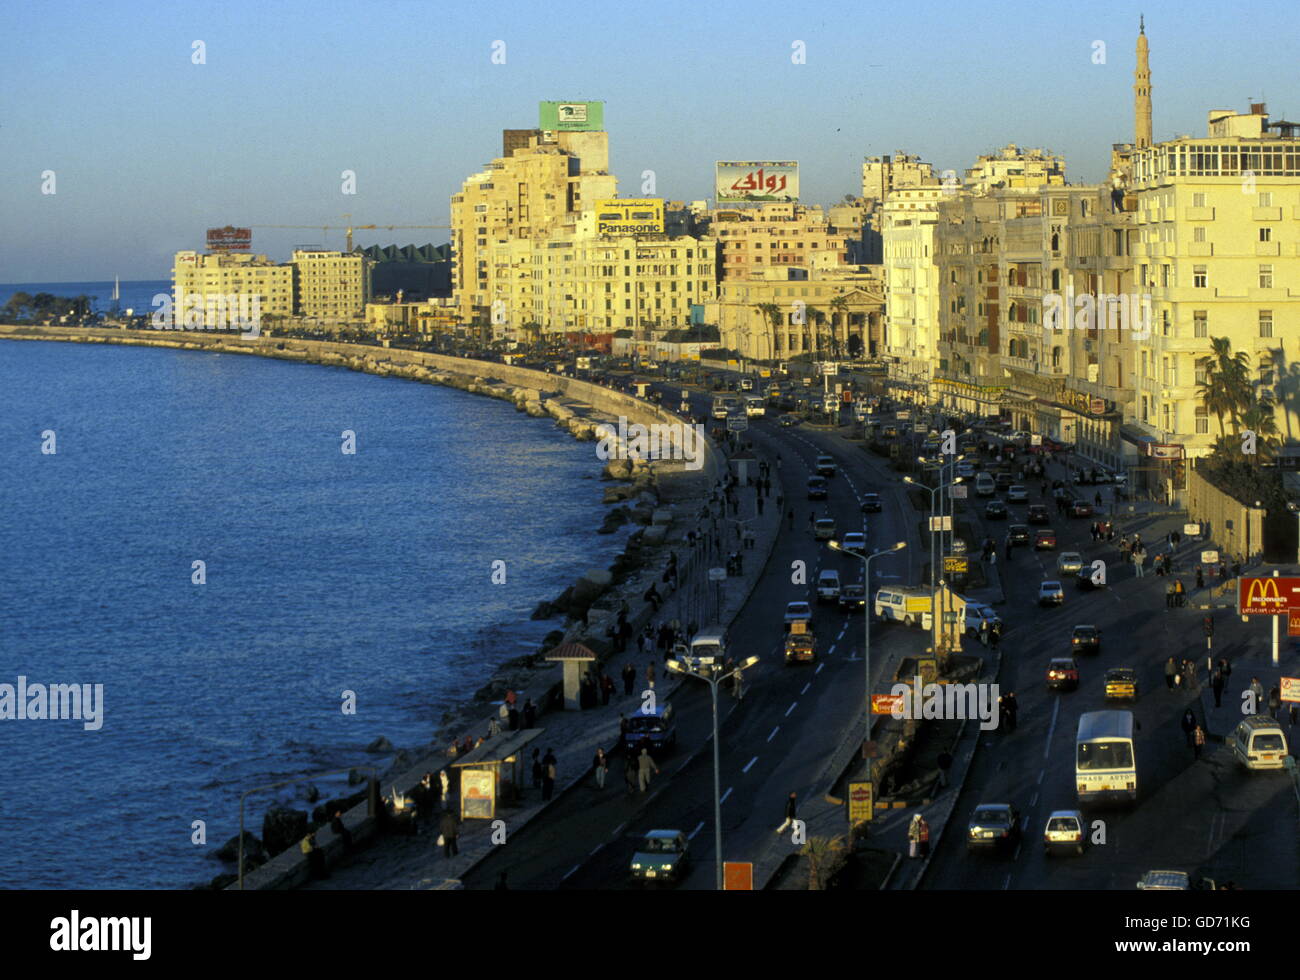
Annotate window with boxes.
[1260,227,1272,242]
[1193,266,1207,288]
[1193,226,1206,243]
[1259,310,1273,337]
[1259,265,1273,289]
[1193,311,1207,337]
[1161,265,1170,287]
[1258,192,1273,207]
[1195,406,1209,434]
[1192,192,1206,207]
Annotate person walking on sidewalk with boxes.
[1211,665,1225,707]
[637,747,660,792]
[1192,724,1206,760]
[1249,677,1265,714]
[439,809,459,858]
[775,791,798,835]
[1181,708,1197,747]
[624,755,638,795]
[592,748,609,790]
[645,663,656,690]
[1165,657,1177,691]
[622,661,637,696]
[600,672,615,706]
[523,698,537,729]
[542,748,558,800]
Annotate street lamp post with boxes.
[905,472,963,656]
[666,655,759,890]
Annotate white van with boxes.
[974,473,996,497]
[873,587,933,629]
[688,628,728,666]
[1229,715,1288,771]
[816,569,841,602]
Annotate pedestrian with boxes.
[592,748,609,790]
[1181,708,1197,746]
[541,748,558,800]
[600,672,614,706]
[624,756,638,795]
[622,661,636,696]
[1192,724,1205,760]
[329,811,353,853]
[979,618,989,647]
[301,832,327,879]
[1175,578,1185,606]
[907,814,925,858]
[1133,548,1145,578]
[775,791,798,835]
[787,509,794,530]
[488,716,501,738]
[646,662,656,690]
[1249,677,1264,714]
[1196,565,1205,590]
[1164,656,1177,691]
[989,624,1000,649]
[439,809,459,858]
[1165,581,1175,608]
[1211,666,1224,707]
[439,768,451,805]
[531,749,542,789]
[637,746,659,791]
[523,698,537,729]
[1269,685,1282,716]
[1219,658,1233,690]
[1004,691,1017,730]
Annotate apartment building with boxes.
[711,202,849,281]
[171,251,294,325]
[291,249,368,321]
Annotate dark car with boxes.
[1070,499,1094,518]
[806,476,828,499]
[629,830,690,884]
[1034,528,1057,550]
[861,492,882,513]
[985,499,1008,519]
[1046,656,1080,691]
[623,705,677,755]
[1008,524,1031,546]
[966,803,1021,854]
[1071,625,1102,655]
[1026,503,1050,525]
[1076,565,1106,590]
[838,582,867,612]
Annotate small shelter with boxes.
[450,728,544,818]
[545,643,599,710]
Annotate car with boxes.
[1006,485,1028,503]
[1136,870,1217,890]
[838,582,867,612]
[1071,624,1101,654]
[1008,524,1031,546]
[955,461,975,479]
[814,518,837,541]
[815,455,836,477]
[816,569,841,601]
[629,829,690,884]
[739,378,754,391]
[995,473,1014,491]
[985,499,1008,519]
[778,413,800,427]
[1038,580,1065,606]
[1076,565,1106,590]
[840,531,867,551]
[1042,810,1087,857]
[860,493,882,513]
[1046,656,1079,691]
[1104,667,1138,699]
[1057,551,1084,575]
[1026,503,1049,524]
[623,704,677,754]
[964,602,1004,638]
[966,803,1021,853]
[1034,529,1057,550]
[1070,499,1093,518]
[784,601,812,627]
[806,476,828,500]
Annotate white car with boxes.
[1057,551,1084,575]
[840,531,867,551]
[1007,485,1028,503]
[816,570,841,602]
[1038,580,1065,606]
[784,601,812,625]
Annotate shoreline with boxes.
[0,324,722,888]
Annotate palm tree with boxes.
[801,834,848,890]
[1198,337,1252,436]
[805,305,826,360]
[753,302,783,360]
[1241,396,1281,463]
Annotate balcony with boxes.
[1252,206,1282,221]
[1187,242,1213,257]
[1183,207,1214,221]
[1256,241,1280,257]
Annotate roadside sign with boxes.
[950,485,968,499]
[1238,576,1300,616]
[928,516,953,532]
[871,694,904,715]
[944,555,970,575]
[1281,677,1300,702]
[848,781,874,824]
[1090,397,1106,415]
[723,862,753,891]
[708,567,727,582]
[726,416,748,432]
[1201,550,1219,565]
[1030,434,1042,446]
[1183,523,1200,537]
[1291,613,1300,638]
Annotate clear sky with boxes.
[2,0,1297,281]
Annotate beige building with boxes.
[710,203,849,281]
[171,251,294,326]
[882,179,946,395]
[963,144,1066,192]
[291,249,368,321]
[862,152,939,202]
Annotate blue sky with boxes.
[2,0,1297,281]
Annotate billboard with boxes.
[594,198,664,235]
[716,161,799,202]
[539,101,604,132]
[1238,576,1300,616]
[206,226,252,251]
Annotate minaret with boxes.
[1134,16,1152,149]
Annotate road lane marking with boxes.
[589,844,602,855]
[720,786,734,804]
[742,756,759,773]
[785,702,797,717]
[613,822,626,836]
[767,726,780,742]
[828,645,836,655]
[1036,769,1045,785]
[562,864,580,881]
[1030,791,1038,808]
[1043,696,1061,760]
[689,821,705,840]
[815,663,825,675]
[1003,872,1012,890]
[801,682,811,695]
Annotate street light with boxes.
[666,654,760,890]
[1289,503,1300,567]
[904,473,963,655]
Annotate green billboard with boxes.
[539,101,604,132]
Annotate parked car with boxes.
[1038,580,1065,606]
[629,830,690,884]
[966,803,1021,854]
[1057,551,1084,575]
[1042,810,1087,857]
[1046,656,1079,691]
[860,493,882,513]
[1008,524,1031,546]
[985,499,1007,519]
[1034,528,1057,550]
[1026,504,1050,524]
[806,476,828,499]
[1071,624,1102,655]
[1007,485,1028,503]
[1104,667,1138,700]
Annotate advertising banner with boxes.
[716,161,799,202]
[539,101,604,131]
[594,199,664,235]
[206,226,252,251]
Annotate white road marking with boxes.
[1002,872,1012,890]
[589,843,602,855]
[801,682,811,695]
[785,702,797,717]
[720,786,734,804]
[828,645,836,655]
[767,726,780,742]
[689,821,705,840]
[742,756,759,773]
[613,822,626,836]
[1043,696,1061,760]
[1030,791,1038,808]
[815,662,825,675]
[837,627,847,640]
[1036,769,1045,785]
[562,864,580,881]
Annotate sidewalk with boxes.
[298,438,786,889]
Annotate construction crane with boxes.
[249,215,450,252]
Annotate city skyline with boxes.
[4,0,1299,280]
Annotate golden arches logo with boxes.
[1244,578,1283,608]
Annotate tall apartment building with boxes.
[963,144,1066,193]
[450,129,617,328]
[291,249,368,321]
[712,203,849,281]
[171,251,294,325]
[862,152,939,202]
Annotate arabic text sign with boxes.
[716,161,799,202]
[871,694,904,715]
[1238,576,1300,616]
[594,198,664,235]
[847,781,874,824]
[206,226,252,251]
[539,100,604,131]
[1283,677,1300,702]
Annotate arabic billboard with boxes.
[539,101,604,132]
[716,161,799,203]
[206,226,252,251]
[594,198,664,235]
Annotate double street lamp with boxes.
[904,466,964,656]
[665,654,759,891]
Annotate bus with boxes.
[712,395,740,419]
[1075,710,1137,804]
[744,396,766,418]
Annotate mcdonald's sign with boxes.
[1238,576,1300,616]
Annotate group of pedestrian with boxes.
[1180,708,1207,760]
[997,692,1018,730]
[530,747,559,800]
[1164,578,1186,607]
[907,813,931,858]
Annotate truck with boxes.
[784,620,816,664]
[873,587,934,629]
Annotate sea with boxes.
[0,278,173,318]
[0,325,629,888]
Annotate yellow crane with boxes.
[249,214,450,252]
